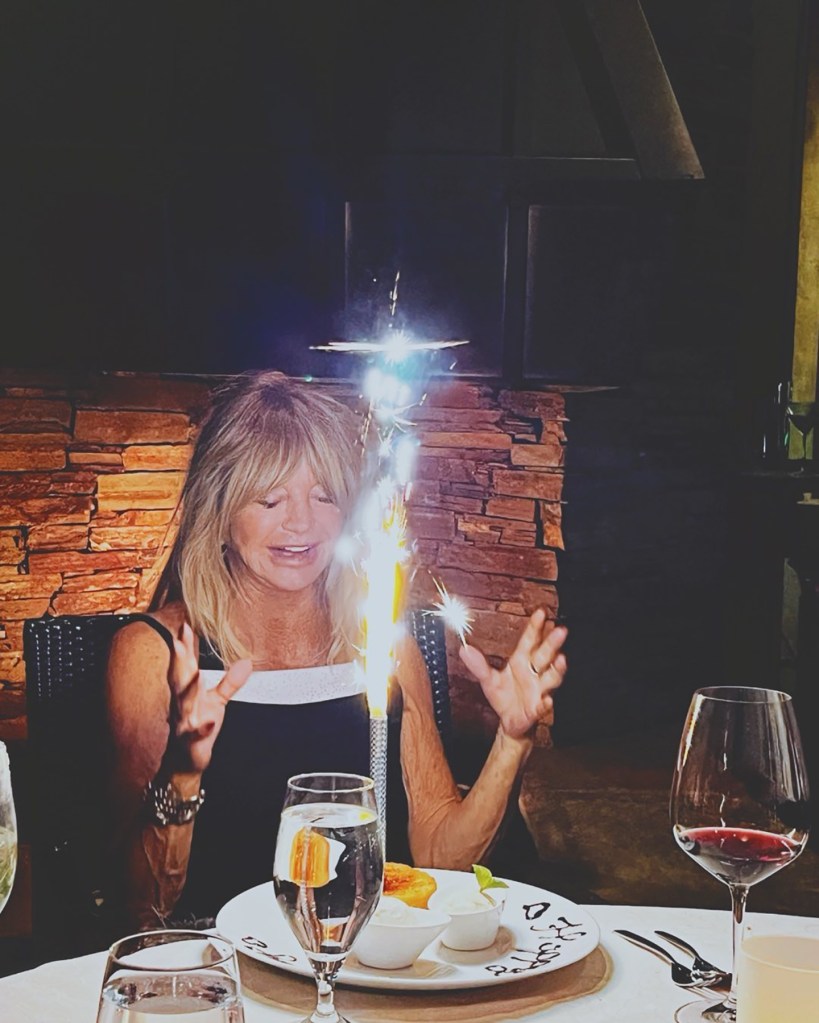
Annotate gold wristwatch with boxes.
[145,778,206,826]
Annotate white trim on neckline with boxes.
[199,662,361,705]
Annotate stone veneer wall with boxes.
[0,371,565,744]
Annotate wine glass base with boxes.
[297,1016,352,1023]
[675,997,735,1023]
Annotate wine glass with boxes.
[0,741,17,916]
[785,390,816,472]
[273,773,383,1023]
[95,930,244,1021]
[670,687,811,1023]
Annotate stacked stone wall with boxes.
[0,372,565,744]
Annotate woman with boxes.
[106,372,567,930]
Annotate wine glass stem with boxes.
[726,883,749,1014]
[798,428,808,472]
[310,960,343,1023]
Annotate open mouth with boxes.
[268,544,317,560]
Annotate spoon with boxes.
[614,930,732,994]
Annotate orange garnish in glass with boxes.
[290,828,331,887]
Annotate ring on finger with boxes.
[529,659,553,678]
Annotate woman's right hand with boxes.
[168,622,253,774]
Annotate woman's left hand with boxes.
[458,608,567,740]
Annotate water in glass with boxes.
[97,973,242,1021]
[275,801,381,960]
[0,741,17,915]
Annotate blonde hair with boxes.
[154,372,364,665]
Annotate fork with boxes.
[614,930,732,996]
[654,929,727,982]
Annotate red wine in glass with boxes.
[676,827,802,886]
[670,687,810,1023]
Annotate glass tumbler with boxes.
[95,930,244,1022]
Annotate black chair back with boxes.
[23,614,138,956]
[406,609,453,758]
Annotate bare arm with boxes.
[397,610,566,869]
[105,614,252,930]
[106,619,198,929]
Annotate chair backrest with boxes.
[23,613,139,956]
[23,608,451,953]
[406,609,452,756]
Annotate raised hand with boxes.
[168,622,253,773]
[458,608,567,740]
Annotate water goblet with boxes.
[95,930,244,1021]
[273,773,383,1023]
[670,687,811,1023]
[0,740,17,916]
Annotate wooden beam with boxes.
[580,0,704,180]
[793,1,819,402]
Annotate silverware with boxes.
[654,929,727,981]
[700,1000,734,1022]
[614,929,732,996]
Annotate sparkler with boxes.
[430,578,474,647]
[316,274,473,850]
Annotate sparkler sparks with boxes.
[430,579,474,647]
[359,493,408,717]
[316,271,472,851]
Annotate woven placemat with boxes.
[240,944,611,1023]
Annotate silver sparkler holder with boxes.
[369,713,388,852]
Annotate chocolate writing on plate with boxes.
[241,935,298,965]
[483,903,588,976]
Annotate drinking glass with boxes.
[737,934,819,1022]
[95,930,244,1022]
[0,740,17,916]
[273,773,383,1023]
[670,687,811,1023]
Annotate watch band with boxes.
[145,778,206,827]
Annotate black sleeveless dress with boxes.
[174,650,409,922]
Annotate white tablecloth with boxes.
[2,905,818,1023]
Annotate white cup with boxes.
[427,885,505,951]
[737,934,819,1023]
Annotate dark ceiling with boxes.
[0,1,753,380]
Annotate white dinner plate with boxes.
[216,869,599,991]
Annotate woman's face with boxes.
[230,461,344,595]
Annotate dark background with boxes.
[3,1,800,385]
[0,1,811,742]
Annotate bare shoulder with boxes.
[109,621,163,665]
[107,602,187,692]
[150,600,187,635]
[106,609,187,763]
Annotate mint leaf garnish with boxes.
[472,863,509,895]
